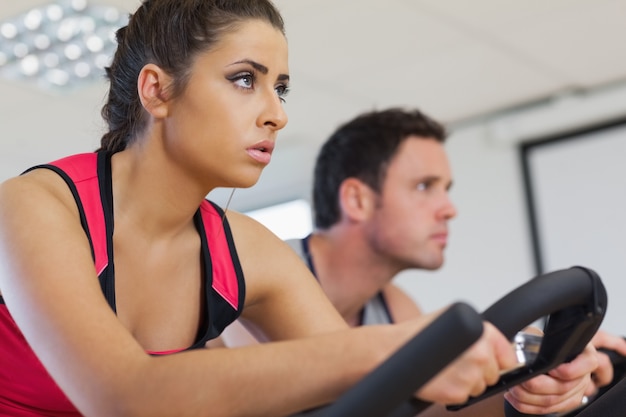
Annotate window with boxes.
[245,199,313,241]
[520,118,626,334]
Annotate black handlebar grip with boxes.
[290,302,483,417]
[482,266,605,340]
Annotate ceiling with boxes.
[1,0,625,210]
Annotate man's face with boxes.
[365,136,457,270]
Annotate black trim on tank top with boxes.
[192,210,212,347]
[98,151,117,312]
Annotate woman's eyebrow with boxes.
[231,59,268,73]
[230,59,290,82]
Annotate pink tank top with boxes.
[0,152,245,415]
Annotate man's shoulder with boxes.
[382,283,423,321]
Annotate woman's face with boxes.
[162,19,289,190]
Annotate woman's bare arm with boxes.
[0,172,426,417]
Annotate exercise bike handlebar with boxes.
[483,266,606,340]
[449,265,607,410]
[289,301,484,417]
[292,266,607,417]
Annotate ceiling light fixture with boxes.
[0,0,128,92]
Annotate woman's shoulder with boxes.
[0,162,79,218]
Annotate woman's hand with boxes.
[416,321,518,405]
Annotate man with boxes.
[220,108,626,416]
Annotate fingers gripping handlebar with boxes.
[291,266,607,417]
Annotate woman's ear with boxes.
[338,178,376,223]
[137,63,171,119]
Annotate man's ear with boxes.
[137,63,172,119]
[338,178,376,222]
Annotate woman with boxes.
[0,1,558,416]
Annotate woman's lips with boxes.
[247,140,274,165]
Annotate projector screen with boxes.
[520,118,626,335]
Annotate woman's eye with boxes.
[275,84,290,102]
[232,73,254,89]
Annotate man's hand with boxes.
[504,342,598,415]
[588,329,626,390]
